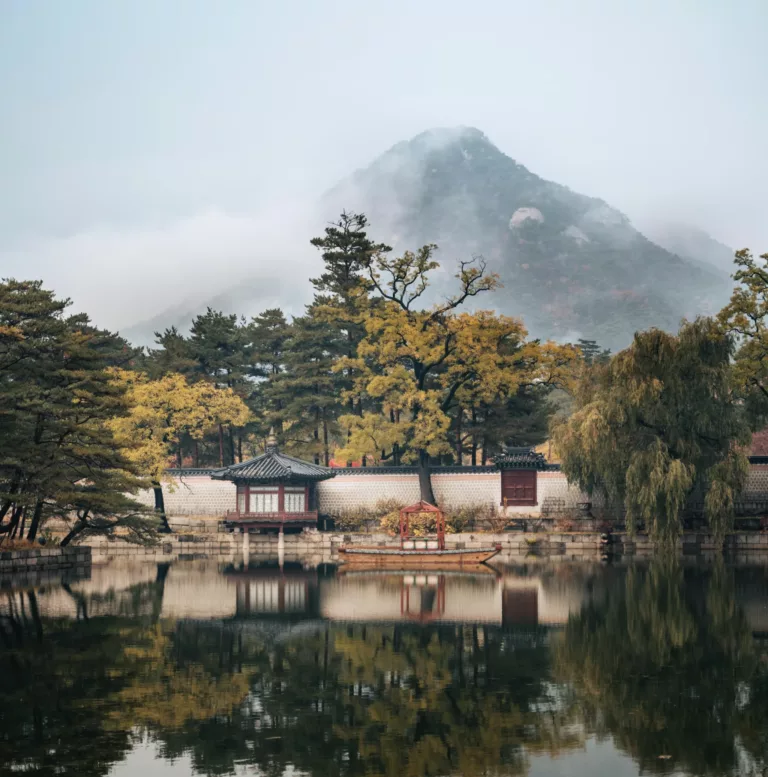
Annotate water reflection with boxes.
[0,559,767,776]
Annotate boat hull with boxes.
[337,546,500,568]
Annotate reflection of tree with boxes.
[0,591,133,777]
[332,625,580,777]
[151,623,580,777]
[553,559,768,776]
[0,567,255,777]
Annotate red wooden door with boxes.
[501,470,537,506]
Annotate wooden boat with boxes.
[337,501,501,569]
[337,546,501,568]
[335,564,500,578]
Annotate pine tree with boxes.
[188,308,252,464]
[0,280,156,544]
[309,212,392,450]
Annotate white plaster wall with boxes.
[142,465,768,520]
[135,475,234,517]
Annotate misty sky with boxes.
[2,0,767,332]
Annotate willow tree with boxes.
[718,248,768,427]
[553,318,750,547]
[335,246,577,503]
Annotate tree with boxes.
[718,248,768,428]
[575,338,611,365]
[108,371,251,531]
[245,307,290,447]
[334,246,577,502]
[309,212,393,456]
[553,318,751,547]
[142,326,197,378]
[187,308,253,465]
[260,312,341,464]
[0,280,154,545]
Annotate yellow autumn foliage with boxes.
[107,369,251,479]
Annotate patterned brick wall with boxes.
[740,465,768,509]
[134,476,233,517]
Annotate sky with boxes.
[1,0,767,333]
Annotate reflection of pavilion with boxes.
[220,564,602,628]
[226,563,321,620]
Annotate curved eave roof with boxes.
[210,451,336,483]
[493,447,548,470]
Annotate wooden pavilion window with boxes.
[501,470,537,506]
[283,486,306,513]
[235,484,310,514]
[249,486,280,513]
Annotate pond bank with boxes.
[0,546,91,583]
[78,528,768,565]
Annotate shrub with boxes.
[334,508,376,532]
[334,499,406,533]
[380,509,439,536]
[442,503,509,533]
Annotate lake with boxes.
[1,557,767,776]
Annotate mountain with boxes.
[323,127,730,350]
[641,221,735,275]
[122,127,732,351]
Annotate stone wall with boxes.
[0,546,91,579]
[83,529,768,566]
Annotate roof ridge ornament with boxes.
[266,427,278,454]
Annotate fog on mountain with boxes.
[124,127,732,352]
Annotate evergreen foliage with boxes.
[0,280,156,545]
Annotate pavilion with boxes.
[212,431,336,532]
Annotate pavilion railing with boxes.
[224,510,319,522]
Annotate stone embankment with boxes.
[0,546,91,583]
[82,521,768,564]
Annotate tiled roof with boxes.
[493,446,548,470]
[210,446,336,483]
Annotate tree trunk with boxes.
[456,411,463,465]
[471,409,478,465]
[17,507,27,541]
[176,443,183,469]
[218,424,225,467]
[152,481,172,533]
[238,434,243,464]
[195,440,200,468]
[227,426,236,466]
[8,505,22,539]
[26,499,44,542]
[417,449,437,504]
[60,522,86,547]
[323,420,330,466]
